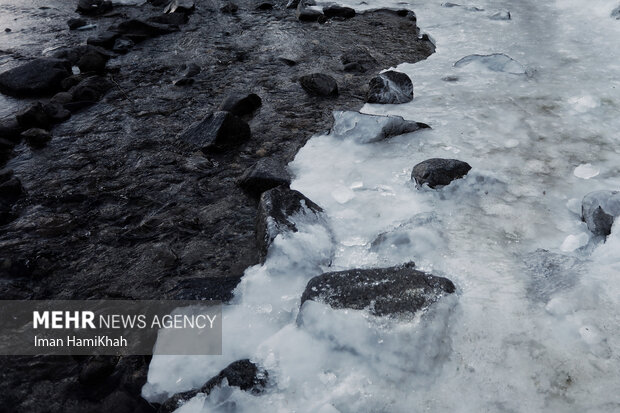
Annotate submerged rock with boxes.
[158,360,268,413]
[218,93,262,117]
[256,186,323,262]
[331,111,430,143]
[238,157,291,198]
[178,111,251,152]
[581,190,620,237]
[300,263,456,317]
[411,158,472,188]
[0,58,71,97]
[454,53,525,74]
[366,70,413,104]
[299,73,338,97]
[323,5,355,19]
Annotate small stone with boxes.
[67,18,87,30]
[341,48,376,73]
[69,75,114,104]
[299,73,338,97]
[112,37,134,54]
[4,28,10,33]
[366,70,413,104]
[217,93,261,117]
[296,8,323,22]
[411,158,472,188]
[21,128,52,148]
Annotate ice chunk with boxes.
[573,163,599,179]
[454,53,526,74]
[560,233,589,252]
[330,111,430,144]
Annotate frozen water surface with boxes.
[145,0,620,411]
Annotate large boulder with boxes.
[299,73,338,97]
[237,157,291,198]
[178,111,251,152]
[256,186,323,262]
[330,111,429,143]
[300,263,456,317]
[366,70,413,104]
[581,190,620,237]
[0,58,71,97]
[158,359,268,413]
[411,158,471,188]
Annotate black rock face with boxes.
[300,263,456,317]
[0,58,71,97]
[158,359,268,413]
[299,73,339,96]
[411,158,472,188]
[256,186,323,262]
[366,70,413,104]
[178,111,251,152]
[218,93,262,117]
[582,190,620,237]
[238,157,291,198]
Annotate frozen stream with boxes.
[145,0,620,411]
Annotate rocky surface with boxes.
[300,262,456,317]
[0,0,434,411]
[411,158,472,188]
[582,190,620,237]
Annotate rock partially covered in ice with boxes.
[218,93,262,117]
[299,73,338,97]
[411,158,471,188]
[300,262,456,317]
[238,157,291,198]
[256,186,323,262]
[331,111,430,143]
[454,53,525,74]
[178,111,251,152]
[612,5,620,19]
[0,58,71,97]
[582,190,620,237]
[158,359,268,413]
[366,70,413,104]
[323,5,355,19]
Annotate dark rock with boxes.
[0,58,71,97]
[299,73,338,97]
[174,62,200,84]
[341,48,377,73]
[220,2,238,13]
[51,91,74,105]
[16,103,51,130]
[300,262,456,317]
[331,111,430,143]
[411,158,472,188]
[21,128,52,148]
[218,93,262,117]
[178,111,251,152]
[163,0,195,14]
[0,138,15,162]
[256,186,322,262]
[43,102,72,123]
[76,0,113,15]
[296,7,323,22]
[79,357,118,385]
[61,74,85,91]
[323,5,355,19]
[286,0,300,8]
[159,360,268,413]
[0,175,22,199]
[173,77,194,86]
[70,75,114,103]
[68,17,87,30]
[147,12,189,26]
[582,190,620,237]
[0,167,13,184]
[149,0,169,5]
[112,38,135,54]
[613,5,620,19]
[366,70,413,104]
[4,28,10,33]
[0,117,23,142]
[256,2,274,10]
[53,45,112,67]
[114,19,179,41]
[87,31,121,49]
[170,276,242,301]
[77,50,108,73]
[238,157,291,197]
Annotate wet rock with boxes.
[0,174,22,198]
[220,2,238,13]
[163,0,195,14]
[54,45,112,67]
[70,75,114,103]
[581,190,620,237]
[411,158,471,188]
[0,173,22,223]
[366,70,413,104]
[21,128,52,148]
[178,111,251,152]
[0,58,71,97]
[77,0,113,15]
[170,276,241,301]
[51,91,74,105]
[61,74,85,91]
[296,7,323,22]
[16,102,51,130]
[43,102,72,123]
[300,262,456,317]
[77,50,109,73]
[114,19,179,41]
[238,157,291,198]
[218,93,262,117]
[0,118,22,142]
[341,48,377,73]
[87,31,121,49]
[0,138,15,162]
[256,2,274,10]
[454,53,525,74]
[489,10,511,20]
[158,360,268,413]
[148,12,188,26]
[331,111,430,143]
[256,186,323,262]
[173,63,200,85]
[299,73,338,96]
[323,5,355,19]
[79,357,118,385]
[286,0,299,8]
[112,37,135,54]
[68,17,87,30]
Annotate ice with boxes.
[573,163,600,179]
[146,0,620,411]
[454,53,526,74]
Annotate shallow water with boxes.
[145,0,620,411]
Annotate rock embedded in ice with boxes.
[411,158,472,188]
[454,53,526,74]
[612,5,620,19]
[158,359,268,413]
[573,163,599,179]
[299,73,339,96]
[256,186,323,262]
[237,157,291,198]
[300,262,456,317]
[323,5,356,19]
[0,58,71,97]
[330,111,430,144]
[218,92,262,117]
[178,111,251,152]
[366,70,414,104]
[581,190,620,237]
